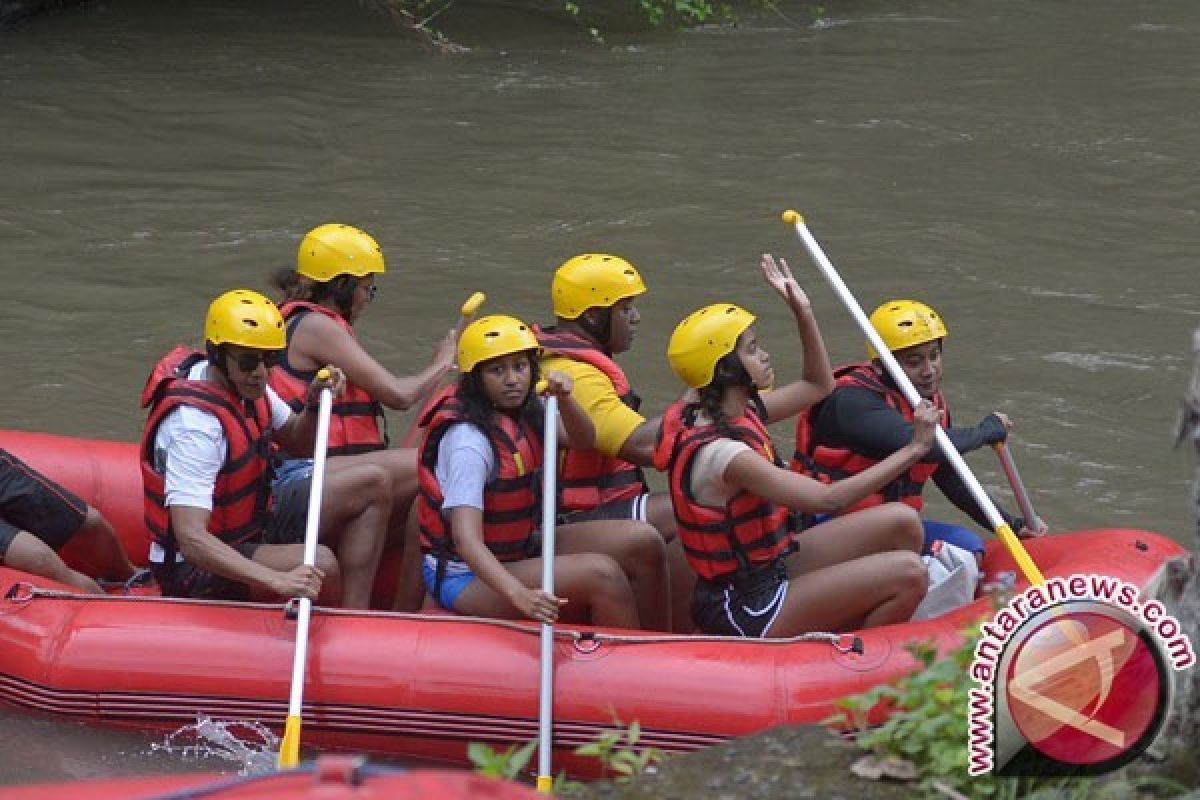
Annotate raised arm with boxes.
[290,311,456,411]
[755,254,835,424]
[725,401,940,514]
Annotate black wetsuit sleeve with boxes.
[814,388,1008,465]
[932,464,1017,531]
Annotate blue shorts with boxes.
[809,514,985,556]
[422,555,476,611]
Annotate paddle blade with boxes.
[277,714,302,768]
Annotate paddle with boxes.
[399,291,487,448]
[782,210,1046,587]
[535,378,557,794]
[993,441,1040,534]
[278,368,334,769]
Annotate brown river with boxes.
[1,0,1197,786]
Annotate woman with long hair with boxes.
[416,314,667,629]
[652,256,938,637]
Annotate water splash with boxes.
[149,715,280,775]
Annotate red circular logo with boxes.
[1005,610,1163,767]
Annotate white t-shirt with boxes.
[684,412,753,507]
[434,422,495,512]
[152,361,293,510]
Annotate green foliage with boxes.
[468,714,665,794]
[826,628,1191,800]
[573,715,665,780]
[467,739,537,780]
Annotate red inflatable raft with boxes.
[0,429,1187,775]
[4,756,539,799]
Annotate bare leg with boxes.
[316,463,391,609]
[556,519,669,631]
[454,554,640,629]
[769,551,928,637]
[329,449,419,548]
[789,503,923,575]
[391,501,427,612]
[645,493,695,633]
[4,531,104,593]
[252,543,342,606]
[68,507,138,581]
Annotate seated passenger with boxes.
[654,259,937,638]
[418,314,666,629]
[0,448,138,593]
[534,253,688,631]
[791,299,1047,561]
[140,289,392,608]
[268,223,456,611]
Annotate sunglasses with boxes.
[229,349,283,372]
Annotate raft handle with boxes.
[833,635,864,656]
[573,631,601,654]
[3,581,35,603]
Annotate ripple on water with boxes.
[1042,352,1157,372]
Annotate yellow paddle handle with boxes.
[535,379,550,395]
[461,291,486,317]
[316,368,331,382]
[278,713,302,768]
[782,209,804,225]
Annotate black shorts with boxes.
[692,559,790,638]
[0,448,87,560]
[152,477,311,601]
[556,494,650,526]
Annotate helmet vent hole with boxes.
[244,319,260,329]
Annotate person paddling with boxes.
[791,299,1047,563]
[269,223,457,610]
[653,258,939,637]
[141,289,392,608]
[417,314,664,629]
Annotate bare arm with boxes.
[169,506,322,599]
[723,401,940,514]
[755,254,835,423]
[272,367,344,457]
[449,506,562,623]
[616,417,660,467]
[542,370,597,451]
[290,311,455,411]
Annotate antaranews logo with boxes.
[967,574,1195,777]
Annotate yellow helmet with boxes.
[866,299,948,359]
[458,315,541,373]
[204,289,287,350]
[667,303,756,389]
[297,223,386,282]
[551,253,647,319]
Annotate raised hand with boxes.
[911,400,942,454]
[541,370,574,399]
[760,253,811,311]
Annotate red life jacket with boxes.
[416,384,541,564]
[139,346,273,551]
[534,325,647,511]
[270,301,387,457]
[791,362,945,513]
[652,401,794,582]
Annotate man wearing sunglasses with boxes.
[140,289,392,608]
